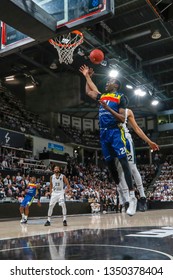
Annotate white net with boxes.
[49,31,83,65]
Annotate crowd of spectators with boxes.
[147,159,173,201]
[59,124,100,147]
[0,149,160,212]
[0,90,52,139]
[137,164,158,189]
[0,147,53,174]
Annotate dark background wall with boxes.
[25,72,80,113]
[4,72,81,127]
[0,202,91,219]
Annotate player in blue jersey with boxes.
[19,176,41,223]
[79,65,137,216]
[100,98,159,211]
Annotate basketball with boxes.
[89,49,104,64]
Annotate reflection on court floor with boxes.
[0,210,173,260]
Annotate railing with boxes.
[157,136,173,145]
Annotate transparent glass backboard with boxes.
[0,21,34,54]
[32,0,110,28]
[0,0,114,55]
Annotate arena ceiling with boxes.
[0,0,173,118]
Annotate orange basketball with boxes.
[89,49,104,64]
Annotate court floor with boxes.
[0,209,173,260]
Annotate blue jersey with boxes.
[26,183,37,197]
[98,92,125,129]
[98,91,127,161]
[20,183,37,207]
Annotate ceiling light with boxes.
[126,84,133,89]
[134,89,146,96]
[50,62,58,70]
[77,48,85,56]
[100,60,107,66]
[151,100,159,106]
[25,85,34,89]
[5,75,15,81]
[151,30,161,40]
[109,69,119,78]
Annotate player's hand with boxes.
[79,65,89,76]
[89,68,94,77]
[149,141,159,151]
[37,200,41,207]
[99,100,109,110]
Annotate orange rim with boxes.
[49,30,83,48]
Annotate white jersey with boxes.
[52,174,64,192]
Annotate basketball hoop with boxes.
[49,30,83,65]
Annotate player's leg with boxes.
[45,193,58,226]
[118,183,130,212]
[58,193,67,226]
[112,130,137,216]
[23,197,34,223]
[130,163,145,197]
[130,163,147,211]
[100,136,120,185]
[23,205,29,222]
[127,136,146,197]
[19,205,26,223]
[127,136,146,211]
[119,157,137,216]
[115,158,130,206]
[20,195,31,223]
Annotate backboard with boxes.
[0,21,34,54]
[33,0,114,29]
[0,0,114,55]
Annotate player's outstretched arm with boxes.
[128,109,159,151]
[85,68,95,93]
[79,65,100,100]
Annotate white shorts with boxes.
[126,134,136,164]
[49,191,65,206]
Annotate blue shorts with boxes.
[20,195,34,207]
[100,128,127,161]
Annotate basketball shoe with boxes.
[63,220,67,226]
[139,197,147,212]
[126,196,137,216]
[20,219,27,224]
[44,220,51,226]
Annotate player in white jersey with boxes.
[100,100,159,212]
[44,166,71,226]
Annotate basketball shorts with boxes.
[100,128,127,161]
[20,195,34,207]
[125,134,136,164]
[49,191,65,207]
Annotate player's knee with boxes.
[59,201,65,207]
